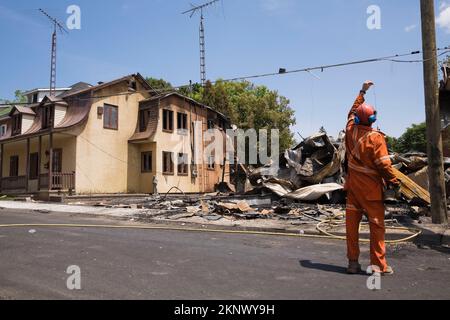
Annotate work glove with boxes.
[361,80,374,93]
[384,183,401,201]
[391,183,402,199]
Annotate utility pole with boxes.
[420,0,448,224]
[39,9,68,97]
[182,0,220,86]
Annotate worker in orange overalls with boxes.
[344,80,400,275]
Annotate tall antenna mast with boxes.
[183,0,220,86]
[39,8,68,97]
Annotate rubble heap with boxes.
[244,130,449,207]
[245,132,346,202]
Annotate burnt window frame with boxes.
[128,80,137,91]
[103,104,119,130]
[177,112,188,132]
[162,151,174,175]
[141,151,153,173]
[139,109,149,133]
[162,109,174,132]
[177,153,189,176]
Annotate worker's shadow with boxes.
[299,260,365,276]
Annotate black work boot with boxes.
[347,261,362,274]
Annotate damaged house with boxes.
[0,74,230,197]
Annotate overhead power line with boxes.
[1,46,449,106]
[217,48,450,83]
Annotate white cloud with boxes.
[436,2,450,33]
[404,24,417,32]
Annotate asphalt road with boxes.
[0,209,449,300]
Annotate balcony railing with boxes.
[1,172,75,193]
[51,172,75,191]
[1,176,26,191]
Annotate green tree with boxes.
[385,136,398,151]
[145,77,173,92]
[188,80,296,152]
[0,90,27,104]
[14,90,27,103]
[394,122,427,154]
[178,82,202,97]
[143,76,297,153]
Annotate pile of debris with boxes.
[243,131,448,207]
[133,195,413,226]
[134,131,436,223]
[245,132,346,203]
[391,152,450,205]
[71,131,446,225]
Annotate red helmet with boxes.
[355,103,377,126]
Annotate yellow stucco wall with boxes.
[74,82,150,194]
[2,140,27,177]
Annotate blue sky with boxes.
[0,0,449,138]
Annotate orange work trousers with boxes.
[346,190,388,272]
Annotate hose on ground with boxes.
[0,223,332,239]
[312,212,422,244]
[0,213,422,243]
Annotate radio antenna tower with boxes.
[39,8,68,97]
[182,0,220,86]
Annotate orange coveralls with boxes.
[345,93,399,272]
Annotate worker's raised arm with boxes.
[347,81,374,124]
[371,134,400,187]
